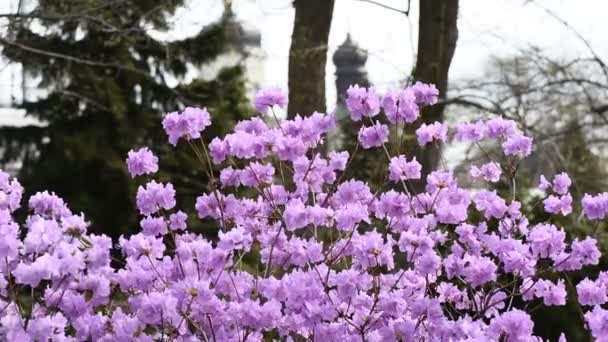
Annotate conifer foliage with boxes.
[0,0,250,237]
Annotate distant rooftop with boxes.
[0,108,44,127]
[224,6,261,50]
[333,34,368,68]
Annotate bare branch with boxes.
[351,0,410,15]
[0,12,123,32]
[58,90,112,112]
[0,37,195,105]
[528,0,608,82]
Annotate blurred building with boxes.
[0,0,43,127]
[0,62,44,133]
[200,3,265,100]
[333,33,370,101]
[0,1,265,122]
[329,34,369,147]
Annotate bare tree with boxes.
[287,0,334,118]
[449,50,608,186]
[408,0,459,181]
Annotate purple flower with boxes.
[346,85,380,121]
[195,193,235,220]
[411,81,439,106]
[474,190,507,219]
[225,129,271,160]
[415,250,441,275]
[168,211,187,231]
[4,83,608,341]
[12,254,59,287]
[209,137,229,164]
[0,216,21,260]
[426,170,456,193]
[571,237,601,267]
[129,292,179,326]
[220,167,241,187]
[436,282,467,309]
[375,190,410,218]
[552,172,572,195]
[358,123,389,149]
[60,213,88,235]
[273,134,308,161]
[543,194,572,216]
[582,193,608,220]
[462,255,498,287]
[27,313,69,341]
[388,155,422,182]
[528,224,565,259]
[538,175,552,191]
[470,161,502,182]
[335,203,369,230]
[107,308,141,340]
[72,313,107,340]
[334,180,373,205]
[284,199,309,231]
[140,216,168,236]
[28,191,71,219]
[119,233,165,259]
[126,147,159,178]
[585,306,608,340]
[328,151,349,171]
[0,170,23,212]
[352,230,395,270]
[135,181,176,216]
[382,88,419,123]
[486,117,517,139]
[240,162,275,187]
[435,188,470,224]
[497,240,537,277]
[489,309,534,341]
[162,107,211,146]
[577,278,607,306]
[416,122,447,146]
[218,226,252,251]
[537,280,567,306]
[254,87,288,113]
[84,235,112,269]
[502,133,533,157]
[456,121,486,142]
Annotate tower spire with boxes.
[333,34,369,103]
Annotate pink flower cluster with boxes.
[0,83,606,341]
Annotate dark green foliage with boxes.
[481,124,607,339]
[524,124,607,340]
[0,0,250,238]
[335,113,387,188]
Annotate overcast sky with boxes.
[236,0,608,109]
[2,0,608,124]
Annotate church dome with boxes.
[333,34,367,67]
[223,7,261,49]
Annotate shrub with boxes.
[0,83,606,341]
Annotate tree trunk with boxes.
[409,0,459,185]
[287,0,335,118]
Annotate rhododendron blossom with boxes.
[345,84,381,121]
[126,147,159,178]
[162,107,211,145]
[253,87,288,113]
[0,82,605,341]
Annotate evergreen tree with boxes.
[0,0,250,238]
[331,35,386,187]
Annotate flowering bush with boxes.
[0,83,607,341]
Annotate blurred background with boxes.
[0,1,607,338]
